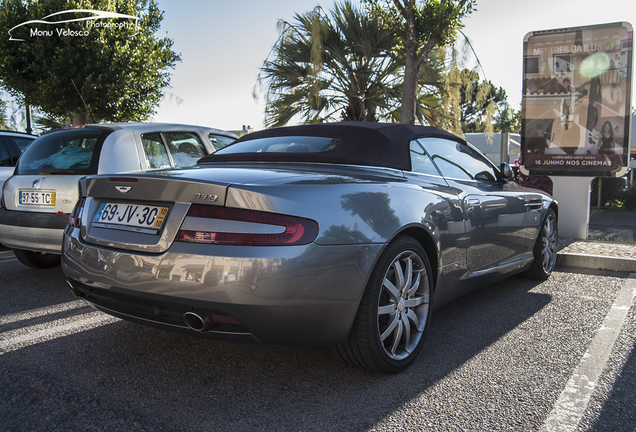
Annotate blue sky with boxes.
[152,0,636,132]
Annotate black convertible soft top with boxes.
[198,122,465,171]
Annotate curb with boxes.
[557,253,636,273]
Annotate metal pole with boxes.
[25,104,32,135]
[500,132,510,164]
[597,178,602,208]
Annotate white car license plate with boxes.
[19,190,56,206]
[93,202,169,233]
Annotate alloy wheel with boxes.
[377,250,430,361]
[541,213,558,274]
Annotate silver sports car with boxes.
[62,122,558,373]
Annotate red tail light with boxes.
[177,205,319,246]
[68,197,86,228]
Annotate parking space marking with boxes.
[541,273,636,432]
[0,311,119,355]
[0,300,88,326]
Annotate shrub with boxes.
[591,177,628,207]
[621,187,636,209]
[513,159,553,195]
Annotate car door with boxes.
[417,137,534,273]
[406,140,467,266]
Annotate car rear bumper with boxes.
[0,208,68,252]
[62,229,382,345]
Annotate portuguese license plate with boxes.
[19,190,56,206]
[93,202,169,233]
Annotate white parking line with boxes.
[541,273,636,432]
[0,311,119,355]
[0,300,88,325]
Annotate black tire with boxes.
[13,249,61,269]
[332,235,434,373]
[523,208,558,280]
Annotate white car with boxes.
[0,123,237,268]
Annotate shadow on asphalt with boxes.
[1,270,551,431]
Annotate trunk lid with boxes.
[79,173,230,253]
[76,163,404,253]
[3,174,84,214]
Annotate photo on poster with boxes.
[524,118,554,154]
[593,102,625,154]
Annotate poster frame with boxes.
[520,22,633,178]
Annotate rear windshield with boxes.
[16,128,111,175]
[214,136,339,155]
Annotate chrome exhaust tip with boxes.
[66,279,83,297]
[183,311,214,332]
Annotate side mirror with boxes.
[500,162,513,180]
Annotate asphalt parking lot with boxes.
[1,243,635,431]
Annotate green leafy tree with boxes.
[493,103,521,133]
[364,0,475,125]
[0,0,180,125]
[446,68,508,133]
[258,1,403,127]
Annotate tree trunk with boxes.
[401,53,419,124]
[399,0,419,125]
[72,112,86,126]
[396,0,460,125]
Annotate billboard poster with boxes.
[521,22,632,177]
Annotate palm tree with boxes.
[258,1,403,127]
[258,1,502,133]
